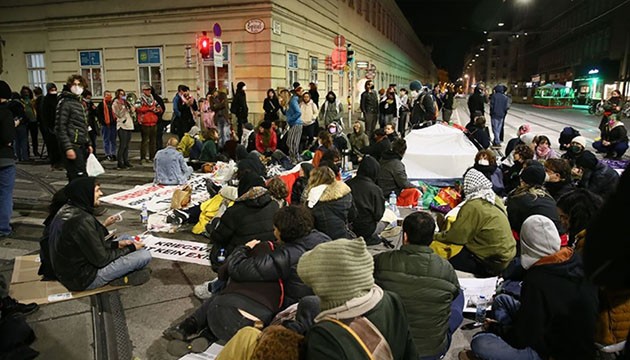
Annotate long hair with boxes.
[317,130,333,149]
[305,166,335,194]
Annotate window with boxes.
[364,0,370,22]
[356,0,362,15]
[137,47,163,96]
[79,50,104,97]
[327,72,334,92]
[287,52,299,88]
[309,56,318,83]
[203,43,232,96]
[25,53,47,92]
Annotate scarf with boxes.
[536,144,550,159]
[315,285,384,322]
[141,93,155,107]
[463,168,496,205]
[103,99,111,126]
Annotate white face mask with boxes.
[71,85,84,95]
[242,86,247,91]
[544,173,551,183]
[478,159,490,166]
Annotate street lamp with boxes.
[464,74,469,78]
[475,54,479,57]
[480,47,485,51]
[498,22,505,27]
[487,38,493,42]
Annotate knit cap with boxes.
[575,151,598,170]
[297,239,374,311]
[0,81,11,100]
[45,82,57,92]
[188,126,200,137]
[571,136,586,148]
[520,162,546,186]
[520,132,536,145]
[520,215,561,269]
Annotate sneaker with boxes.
[109,268,151,287]
[166,336,210,357]
[193,280,214,300]
[163,317,199,341]
[1,296,39,318]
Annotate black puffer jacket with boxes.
[210,187,279,254]
[55,91,89,151]
[308,181,356,240]
[377,150,414,197]
[48,178,136,291]
[347,156,385,240]
[226,230,331,307]
[545,180,575,201]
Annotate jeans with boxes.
[63,145,89,182]
[592,140,629,157]
[86,249,152,290]
[117,129,132,167]
[102,125,117,157]
[14,124,29,161]
[140,125,157,160]
[491,116,505,145]
[0,165,16,236]
[192,294,257,341]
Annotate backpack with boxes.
[559,127,580,151]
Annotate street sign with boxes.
[213,23,222,37]
[213,38,223,67]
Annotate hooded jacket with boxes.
[490,85,509,118]
[49,177,137,291]
[347,156,385,239]
[348,122,370,152]
[361,136,391,161]
[579,160,619,199]
[55,91,89,151]
[377,150,415,197]
[467,87,486,118]
[318,92,344,127]
[230,82,248,122]
[309,181,357,240]
[226,230,331,307]
[506,188,564,234]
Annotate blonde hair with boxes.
[305,167,335,194]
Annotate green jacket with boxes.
[199,139,218,162]
[305,291,418,360]
[435,196,516,272]
[374,244,460,357]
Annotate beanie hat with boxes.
[238,171,265,197]
[0,81,11,100]
[45,82,57,92]
[297,239,374,311]
[571,136,586,148]
[520,132,535,145]
[520,215,561,269]
[575,151,598,170]
[517,124,531,136]
[520,162,546,186]
[409,80,422,91]
[188,126,200,137]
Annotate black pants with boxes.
[88,130,97,156]
[156,119,168,150]
[117,129,132,167]
[27,122,39,156]
[237,118,248,142]
[42,128,62,166]
[62,145,89,182]
[448,246,497,278]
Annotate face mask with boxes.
[608,119,616,127]
[21,94,30,99]
[327,97,334,103]
[544,173,551,183]
[570,145,582,153]
[49,91,57,95]
[121,95,127,101]
[478,159,490,166]
[242,86,247,91]
[71,85,83,96]
[328,127,337,134]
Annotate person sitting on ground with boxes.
[435,169,516,277]
[199,128,220,163]
[327,122,348,154]
[506,161,565,241]
[311,130,335,168]
[221,205,331,308]
[374,212,463,359]
[360,128,391,162]
[505,124,530,158]
[472,149,505,196]
[291,163,314,206]
[561,135,590,165]
[346,155,387,246]
[154,136,193,185]
[384,122,400,143]
[304,166,356,240]
[254,121,277,156]
[543,158,575,200]
[503,144,535,194]
[348,120,370,164]
[592,114,628,160]
[208,171,279,271]
[573,150,619,199]
[533,135,559,162]
[48,177,152,291]
[163,240,284,356]
[266,176,289,208]
[466,115,491,150]
[298,239,418,359]
[235,144,266,178]
[556,189,604,250]
[177,126,202,158]
[377,138,416,197]
[558,126,580,152]
[469,215,598,360]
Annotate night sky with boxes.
[395,0,511,81]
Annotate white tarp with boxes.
[402,124,478,180]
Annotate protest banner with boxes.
[141,235,211,266]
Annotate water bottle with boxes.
[140,202,148,224]
[416,190,424,211]
[388,191,397,209]
[475,295,488,325]
[217,248,226,263]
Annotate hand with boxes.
[133,241,145,250]
[88,146,93,154]
[483,318,498,331]
[245,239,260,249]
[118,240,134,248]
[103,215,117,227]
[602,140,610,146]
[66,149,76,160]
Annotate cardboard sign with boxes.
[141,235,211,266]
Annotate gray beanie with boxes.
[520,215,561,269]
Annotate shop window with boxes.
[203,43,232,96]
[137,47,163,96]
[25,53,47,93]
[288,52,299,88]
[79,50,104,97]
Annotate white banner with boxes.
[141,235,211,266]
[100,174,215,213]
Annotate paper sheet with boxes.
[458,276,499,313]
[178,343,224,360]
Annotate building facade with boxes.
[0,0,437,122]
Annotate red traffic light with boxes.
[199,31,211,59]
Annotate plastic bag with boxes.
[170,184,192,210]
[86,153,105,177]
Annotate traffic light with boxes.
[199,31,211,59]
[346,44,354,64]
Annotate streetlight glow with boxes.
[480,47,485,51]
[498,22,505,27]
[475,54,479,57]
[487,38,493,42]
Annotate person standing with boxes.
[152,86,166,151]
[300,91,319,147]
[33,86,44,157]
[360,80,379,135]
[42,83,62,169]
[96,91,116,161]
[171,85,197,140]
[318,91,344,128]
[379,89,398,129]
[490,84,509,148]
[81,90,99,156]
[285,86,303,162]
[442,84,456,124]
[0,81,16,238]
[308,82,320,107]
[263,88,281,123]
[20,86,39,158]
[9,92,28,162]
[112,89,134,169]
[212,90,231,149]
[398,88,410,136]
[136,84,161,163]
[55,75,92,181]
[467,84,486,124]
[230,81,249,141]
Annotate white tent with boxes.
[402,124,478,182]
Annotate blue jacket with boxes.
[286,95,302,126]
[490,86,509,117]
[153,146,193,185]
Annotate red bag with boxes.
[434,187,462,209]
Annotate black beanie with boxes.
[0,81,11,100]
[238,171,265,197]
[575,151,598,171]
[520,162,546,186]
[65,177,96,213]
